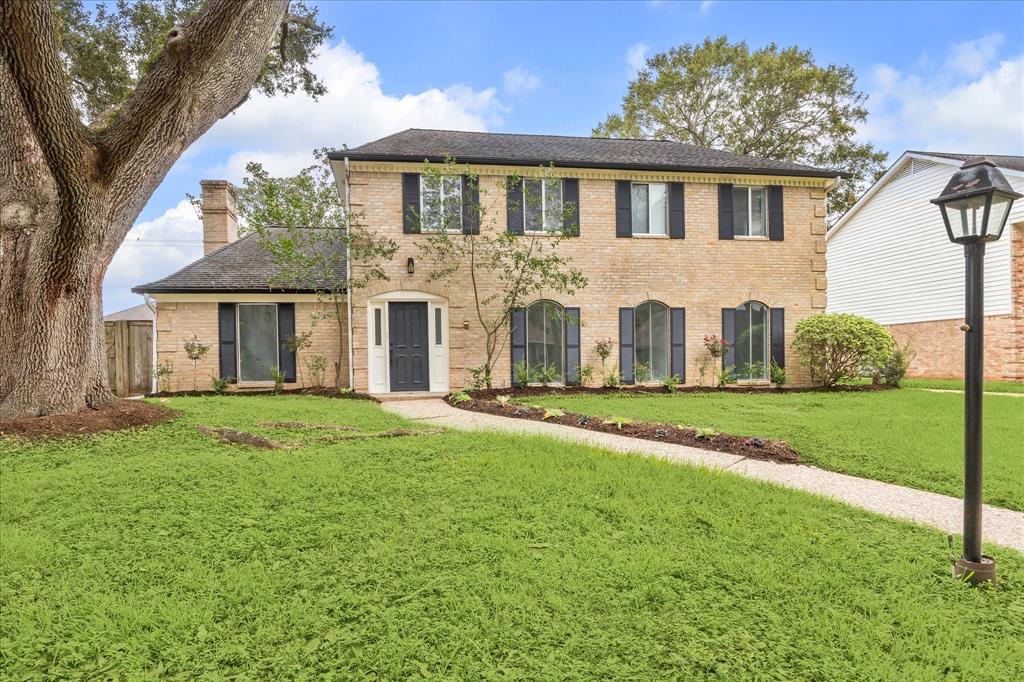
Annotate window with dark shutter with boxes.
[718,184,734,240]
[218,303,237,382]
[721,307,736,369]
[615,181,632,238]
[402,173,420,234]
[670,307,686,381]
[462,175,479,234]
[507,177,524,234]
[562,179,580,236]
[768,186,784,241]
[277,303,296,383]
[669,183,685,239]
[770,308,785,369]
[564,307,581,384]
[510,308,526,384]
[619,307,635,383]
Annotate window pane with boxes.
[442,176,462,231]
[631,184,649,234]
[649,183,667,235]
[734,302,768,380]
[526,301,564,381]
[634,302,652,371]
[238,304,278,382]
[750,187,766,236]
[649,303,669,379]
[732,187,749,235]
[544,179,562,231]
[524,179,543,231]
[526,301,546,370]
[374,308,382,346]
[546,303,564,378]
[434,308,442,345]
[420,176,441,231]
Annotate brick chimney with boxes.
[200,179,239,254]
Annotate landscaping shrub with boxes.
[877,342,916,387]
[770,359,787,387]
[210,376,230,394]
[793,313,895,387]
[633,362,652,384]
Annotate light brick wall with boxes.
[348,167,829,389]
[154,300,346,392]
[890,220,1024,381]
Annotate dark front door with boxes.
[389,302,429,391]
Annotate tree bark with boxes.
[0,0,289,417]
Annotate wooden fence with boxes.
[105,320,153,397]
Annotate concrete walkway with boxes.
[917,388,1024,398]
[382,399,1024,553]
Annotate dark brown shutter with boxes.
[770,307,785,369]
[721,307,736,369]
[507,177,524,234]
[669,183,685,239]
[277,303,296,383]
[564,307,581,384]
[718,184,734,240]
[619,307,634,383]
[615,180,632,238]
[768,185,784,241]
[402,173,420,234]
[562,178,580,236]
[462,175,479,234]
[510,308,526,384]
[670,307,686,381]
[218,303,237,383]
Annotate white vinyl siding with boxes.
[827,157,1019,325]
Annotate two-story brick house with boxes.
[135,129,841,393]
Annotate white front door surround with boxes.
[367,291,449,394]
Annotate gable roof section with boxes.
[827,151,1024,241]
[331,128,848,179]
[133,228,345,294]
[103,303,154,322]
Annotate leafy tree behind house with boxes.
[0,0,331,418]
[594,36,887,219]
[416,159,588,388]
[234,149,398,388]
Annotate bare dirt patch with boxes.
[452,397,801,464]
[0,401,178,440]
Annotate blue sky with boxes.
[104,0,1024,313]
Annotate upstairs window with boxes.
[732,186,767,237]
[420,175,462,232]
[631,182,667,235]
[523,178,563,232]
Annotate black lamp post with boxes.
[931,158,1021,585]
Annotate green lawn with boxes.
[523,389,1024,511]
[903,377,1024,394]
[2,396,1023,679]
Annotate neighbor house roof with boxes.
[103,303,154,322]
[828,151,1024,241]
[133,228,345,294]
[330,128,849,179]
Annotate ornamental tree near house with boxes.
[594,36,888,219]
[233,151,398,388]
[0,0,331,417]
[416,159,588,389]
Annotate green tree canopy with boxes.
[595,36,887,218]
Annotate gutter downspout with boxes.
[344,156,355,390]
[143,293,158,394]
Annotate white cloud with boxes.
[699,1,715,14]
[861,46,1024,155]
[627,43,648,74]
[103,199,203,313]
[945,33,1004,77]
[198,41,503,181]
[503,66,541,95]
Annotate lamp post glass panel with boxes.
[931,158,1021,585]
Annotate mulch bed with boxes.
[148,387,379,402]
[468,383,893,401]
[451,397,801,464]
[0,400,178,440]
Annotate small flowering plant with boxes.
[593,337,614,370]
[703,335,732,360]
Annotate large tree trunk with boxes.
[0,0,289,417]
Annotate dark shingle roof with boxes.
[133,228,345,294]
[331,128,847,178]
[908,151,1024,173]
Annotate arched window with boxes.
[634,301,670,381]
[735,301,769,380]
[526,300,564,381]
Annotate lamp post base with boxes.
[954,555,997,585]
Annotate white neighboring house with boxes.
[827,152,1024,381]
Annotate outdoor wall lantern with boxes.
[931,158,1021,585]
[407,257,415,274]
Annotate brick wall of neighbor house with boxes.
[346,165,829,390]
[889,221,1024,381]
[154,300,346,392]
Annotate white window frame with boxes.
[733,185,767,238]
[235,302,279,383]
[420,175,463,232]
[630,182,668,236]
[523,178,563,233]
